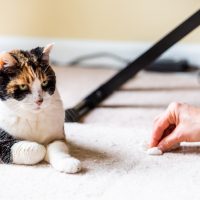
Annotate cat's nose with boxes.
[35,98,43,106]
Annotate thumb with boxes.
[157,126,183,152]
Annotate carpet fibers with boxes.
[1,67,200,200]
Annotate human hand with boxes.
[149,102,200,152]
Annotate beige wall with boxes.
[0,0,199,42]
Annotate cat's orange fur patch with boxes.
[6,64,47,95]
[0,60,4,69]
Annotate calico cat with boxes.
[0,44,81,173]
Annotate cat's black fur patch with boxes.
[0,72,10,100]
[30,47,44,61]
[41,70,56,95]
[0,128,19,163]
[12,87,31,101]
[0,69,31,101]
[0,68,20,100]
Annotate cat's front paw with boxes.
[53,157,81,174]
[11,141,46,165]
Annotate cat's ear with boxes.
[0,52,17,69]
[42,43,54,64]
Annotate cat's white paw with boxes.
[11,141,46,165]
[53,157,81,174]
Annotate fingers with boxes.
[162,124,176,138]
[157,126,183,152]
[149,111,172,147]
[149,102,180,148]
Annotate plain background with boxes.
[0,0,199,42]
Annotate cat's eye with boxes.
[42,80,48,87]
[19,84,28,91]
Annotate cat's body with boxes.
[0,44,81,173]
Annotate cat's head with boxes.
[0,44,56,113]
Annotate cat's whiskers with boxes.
[43,65,50,73]
[23,102,34,106]
[10,106,21,113]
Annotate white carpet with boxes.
[1,67,200,200]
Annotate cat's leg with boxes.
[0,128,46,165]
[45,140,81,173]
[11,141,46,165]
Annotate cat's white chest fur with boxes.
[0,89,65,144]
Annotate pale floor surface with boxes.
[1,67,200,200]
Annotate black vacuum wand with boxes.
[65,9,200,122]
